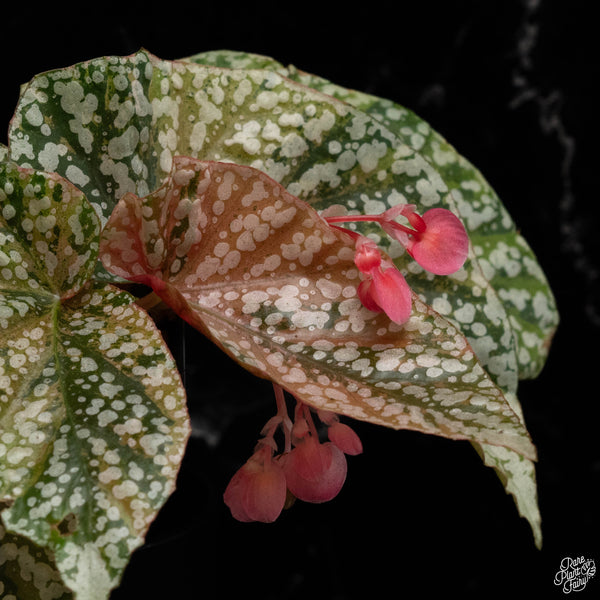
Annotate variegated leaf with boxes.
[0,516,73,600]
[8,49,525,398]
[185,50,549,546]
[185,49,287,71]
[100,156,535,461]
[276,66,550,549]
[288,75,558,381]
[0,164,99,298]
[185,48,558,381]
[0,162,190,599]
[8,49,551,545]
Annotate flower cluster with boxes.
[224,204,468,522]
[324,203,469,324]
[224,384,362,523]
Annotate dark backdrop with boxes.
[2,1,598,598]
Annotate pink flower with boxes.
[325,204,469,277]
[224,386,363,521]
[223,444,287,523]
[323,203,468,320]
[354,237,413,325]
[403,208,469,275]
[317,409,363,456]
[281,436,347,504]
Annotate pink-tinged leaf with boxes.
[100,156,536,460]
[406,208,469,276]
[184,51,555,544]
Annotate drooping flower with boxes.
[224,385,362,521]
[223,443,287,523]
[279,401,349,503]
[353,237,413,325]
[281,436,348,504]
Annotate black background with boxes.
[2,1,598,598]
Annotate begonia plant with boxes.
[0,49,558,599]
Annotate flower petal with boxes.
[223,468,253,522]
[283,440,347,503]
[224,453,287,523]
[243,463,287,523]
[370,267,413,325]
[357,279,383,313]
[406,208,469,275]
[354,238,382,273]
[328,422,363,456]
[382,203,417,221]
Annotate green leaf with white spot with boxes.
[186,48,558,380]
[185,50,550,546]
[100,156,536,461]
[272,67,551,548]
[0,162,190,599]
[287,76,558,381]
[0,515,74,600]
[9,50,527,398]
[185,48,287,71]
[8,48,553,546]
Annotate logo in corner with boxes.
[554,556,596,593]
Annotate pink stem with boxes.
[324,214,383,224]
[327,223,361,240]
[324,214,417,237]
[302,403,319,439]
[273,383,293,453]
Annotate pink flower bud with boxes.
[223,447,287,523]
[281,437,347,504]
[328,421,363,456]
[406,210,427,233]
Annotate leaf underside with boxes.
[100,156,535,461]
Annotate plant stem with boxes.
[324,214,417,236]
[273,383,293,452]
[136,291,163,311]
